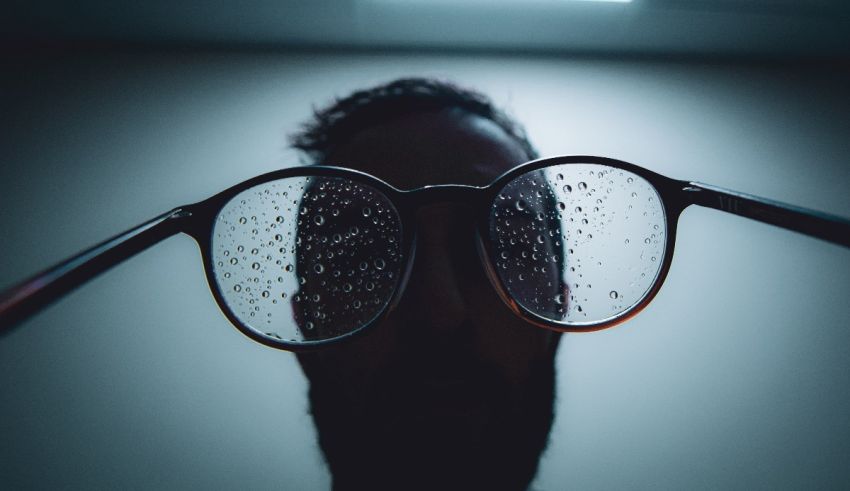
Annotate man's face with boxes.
[296,107,562,490]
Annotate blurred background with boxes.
[2,1,849,489]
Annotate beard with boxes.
[299,349,558,491]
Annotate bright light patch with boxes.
[373,0,633,4]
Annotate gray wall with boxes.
[2,51,849,489]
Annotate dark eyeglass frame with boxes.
[2,155,848,351]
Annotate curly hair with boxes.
[290,77,537,164]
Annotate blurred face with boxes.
[296,107,562,490]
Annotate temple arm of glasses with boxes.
[683,182,850,248]
[0,208,193,335]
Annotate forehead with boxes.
[322,108,531,189]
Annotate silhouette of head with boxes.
[291,78,562,491]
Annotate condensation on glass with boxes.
[211,176,404,344]
[488,163,666,325]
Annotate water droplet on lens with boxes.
[343,283,353,293]
[563,184,572,193]
[362,207,372,217]
[262,290,270,298]
[314,215,325,226]
[515,200,527,211]
[314,263,324,274]
[627,177,634,183]
[239,217,247,224]
[578,182,587,191]
[233,284,242,292]
[285,264,294,272]
[557,202,566,211]
[276,216,284,223]
[359,261,368,271]
[575,206,582,213]
[501,251,509,259]
[554,294,565,305]
[610,290,619,299]
[374,258,386,270]
[581,218,588,225]
[237,245,244,253]
[230,258,238,265]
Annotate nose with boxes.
[396,202,480,344]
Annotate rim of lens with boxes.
[209,175,405,347]
[487,162,668,329]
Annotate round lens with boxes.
[211,176,404,345]
[488,163,666,326]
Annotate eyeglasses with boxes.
[1,156,848,350]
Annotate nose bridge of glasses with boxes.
[401,183,486,208]
[396,184,488,247]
